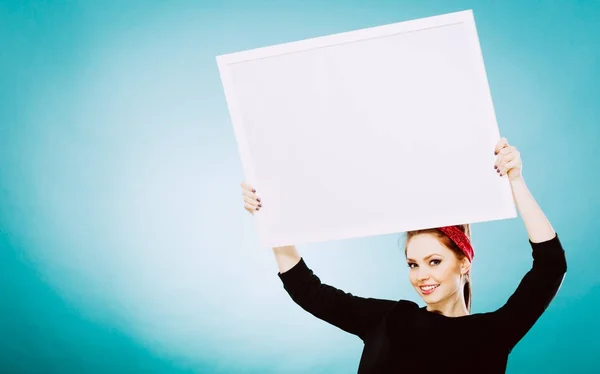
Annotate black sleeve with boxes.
[278,258,396,341]
[494,234,567,350]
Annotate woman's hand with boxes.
[494,138,523,182]
[241,182,262,215]
[494,139,556,242]
[241,182,300,271]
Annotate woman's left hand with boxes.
[494,138,523,182]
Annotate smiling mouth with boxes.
[419,284,440,295]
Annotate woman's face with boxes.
[406,233,469,306]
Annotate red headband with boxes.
[437,226,474,262]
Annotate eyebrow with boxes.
[406,253,443,262]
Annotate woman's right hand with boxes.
[241,182,262,215]
[242,181,300,272]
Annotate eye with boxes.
[407,263,417,269]
[430,259,441,266]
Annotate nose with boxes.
[417,268,430,282]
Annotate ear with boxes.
[460,257,471,275]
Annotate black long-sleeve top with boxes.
[278,234,566,374]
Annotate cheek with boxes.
[408,271,418,286]
[432,265,454,283]
[438,268,462,287]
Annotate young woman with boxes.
[240,138,566,373]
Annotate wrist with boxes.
[509,176,528,201]
[509,176,526,186]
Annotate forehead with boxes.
[406,234,452,259]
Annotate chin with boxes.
[423,296,445,305]
[419,289,446,304]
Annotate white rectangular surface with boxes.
[217,10,516,248]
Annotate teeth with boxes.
[420,285,439,291]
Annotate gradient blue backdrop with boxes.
[1,1,599,373]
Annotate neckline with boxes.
[419,305,471,319]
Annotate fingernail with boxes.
[257,198,261,202]
[258,204,262,207]
[494,165,498,169]
[252,189,256,193]
[499,173,503,176]
[255,207,259,210]
[494,151,497,155]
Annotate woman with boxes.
[240,138,566,373]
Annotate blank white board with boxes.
[217,10,516,248]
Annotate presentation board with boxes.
[217,10,516,247]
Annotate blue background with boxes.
[1,0,599,373]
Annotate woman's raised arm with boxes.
[240,182,396,341]
[492,139,567,350]
[494,138,556,243]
